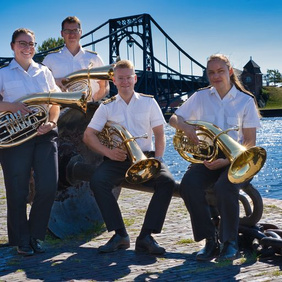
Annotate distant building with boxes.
[240,57,263,99]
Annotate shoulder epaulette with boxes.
[197,85,212,92]
[103,96,116,105]
[48,48,62,54]
[140,93,154,98]
[0,63,10,69]
[241,90,255,98]
[86,50,98,55]
[36,61,45,66]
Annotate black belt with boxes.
[104,150,155,161]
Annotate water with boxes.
[163,117,282,200]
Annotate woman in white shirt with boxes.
[169,54,261,262]
[0,28,60,256]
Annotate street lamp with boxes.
[126,38,135,65]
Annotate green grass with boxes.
[262,86,282,109]
[176,238,195,244]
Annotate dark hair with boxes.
[207,54,253,96]
[11,28,35,44]
[61,16,81,30]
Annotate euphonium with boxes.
[0,90,88,148]
[62,63,115,92]
[97,121,161,184]
[173,120,267,184]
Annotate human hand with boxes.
[108,147,127,161]
[203,158,230,170]
[55,78,68,91]
[183,124,199,145]
[10,102,31,115]
[37,121,56,135]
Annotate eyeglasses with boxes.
[15,41,37,48]
[62,28,81,34]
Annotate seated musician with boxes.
[169,54,262,261]
[83,59,175,254]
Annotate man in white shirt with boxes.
[83,60,175,255]
[43,16,109,101]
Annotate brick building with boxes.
[241,57,263,99]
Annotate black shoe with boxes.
[17,245,34,256]
[135,235,165,255]
[216,240,240,262]
[196,237,219,261]
[30,238,45,253]
[98,234,130,253]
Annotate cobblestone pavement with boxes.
[0,177,282,281]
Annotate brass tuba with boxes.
[0,90,88,148]
[62,63,115,92]
[97,121,161,184]
[173,120,267,184]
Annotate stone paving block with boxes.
[0,180,282,281]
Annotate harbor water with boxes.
[164,117,282,200]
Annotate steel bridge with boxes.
[0,13,208,114]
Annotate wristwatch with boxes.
[155,156,164,163]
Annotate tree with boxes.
[266,69,282,85]
[37,37,64,53]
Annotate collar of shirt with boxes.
[210,85,238,100]
[9,59,38,72]
[63,45,84,57]
[115,91,140,103]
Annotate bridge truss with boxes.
[0,13,209,114]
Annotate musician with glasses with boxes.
[0,28,60,256]
[83,59,175,255]
[169,54,261,261]
[43,16,109,101]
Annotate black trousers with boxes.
[90,158,175,234]
[0,131,58,246]
[179,163,241,243]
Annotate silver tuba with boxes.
[0,90,88,148]
[97,121,161,184]
[173,120,267,184]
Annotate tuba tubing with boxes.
[62,62,116,92]
[0,90,88,148]
[14,90,88,114]
[98,121,161,184]
[173,120,267,184]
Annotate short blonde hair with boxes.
[113,60,135,72]
[61,16,81,30]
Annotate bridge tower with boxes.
[109,14,158,98]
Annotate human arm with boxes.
[83,127,127,161]
[93,80,110,101]
[242,127,256,148]
[152,124,165,159]
[37,104,60,135]
[169,114,199,144]
[0,101,31,115]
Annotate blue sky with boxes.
[1,0,281,75]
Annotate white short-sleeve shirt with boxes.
[175,85,261,143]
[0,59,60,102]
[87,92,166,151]
[43,45,104,98]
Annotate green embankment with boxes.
[262,86,282,109]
